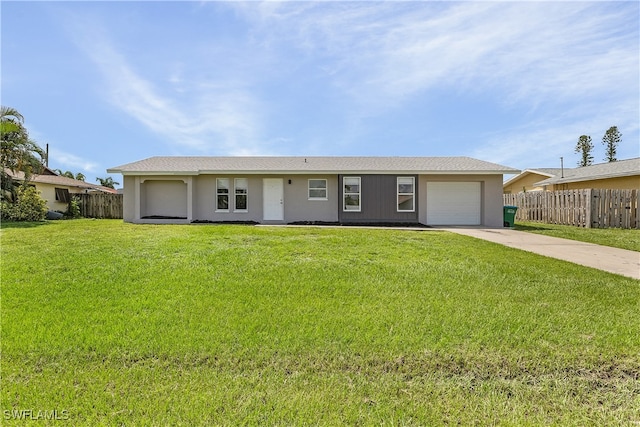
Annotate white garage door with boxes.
[426,182,481,225]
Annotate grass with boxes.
[515,221,640,252]
[2,219,639,425]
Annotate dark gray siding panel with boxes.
[338,175,418,223]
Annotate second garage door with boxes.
[426,182,481,225]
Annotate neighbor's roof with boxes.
[8,170,118,193]
[503,168,566,187]
[535,158,640,186]
[107,156,519,175]
[527,168,566,176]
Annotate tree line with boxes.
[1,106,119,193]
[54,169,119,189]
[574,126,621,167]
[1,106,119,221]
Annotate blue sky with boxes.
[2,1,638,185]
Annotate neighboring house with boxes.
[534,158,640,191]
[107,156,519,227]
[9,170,118,212]
[503,168,565,194]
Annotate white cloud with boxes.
[234,2,637,110]
[48,147,100,174]
[65,17,267,155]
[26,128,100,173]
[56,2,637,163]
[472,104,640,170]
[230,1,638,162]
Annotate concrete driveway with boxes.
[443,227,640,280]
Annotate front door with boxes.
[263,178,284,221]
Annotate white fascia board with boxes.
[198,169,516,175]
[416,170,520,175]
[108,170,199,176]
[110,169,517,176]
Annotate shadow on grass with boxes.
[514,224,552,232]
[0,221,52,230]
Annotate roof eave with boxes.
[536,171,640,186]
[112,169,518,176]
[503,170,554,187]
[108,170,199,176]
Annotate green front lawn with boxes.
[515,221,640,252]
[2,220,639,425]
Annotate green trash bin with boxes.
[503,205,518,228]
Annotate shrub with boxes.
[64,196,82,219]
[0,186,47,221]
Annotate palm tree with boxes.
[54,169,75,179]
[1,106,45,201]
[54,170,86,181]
[96,177,120,189]
[0,106,24,134]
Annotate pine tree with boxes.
[574,135,594,167]
[602,126,621,162]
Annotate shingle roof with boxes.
[108,156,519,175]
[8,170,118,193]
[535,158,640,186]
[503,168,566,187]
[529,168,566,176]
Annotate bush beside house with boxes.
[0,186,48,221]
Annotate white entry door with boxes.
[263,178,284,221]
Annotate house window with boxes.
[55,188,70,203]
[343,177,361,212]
[234,178,248,211]
[308,179,327,200]
[397,177,415,212]
[216,178,229,211]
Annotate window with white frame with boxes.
[343,177,361,211]
[234,178,248,211]
[397,177,415,212]
[308,179,327,200]
[216,178,230,211]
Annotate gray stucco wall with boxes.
[122,175,136,222]
[283,175,339,223]
[192,174,338,223]
[120,172,505,226]
[195,175,263,222]
[480,174,504,228]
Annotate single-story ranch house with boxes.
[504,158,640,193]
[107,156,519,227]
[534,157,640,191]
[7,167,117,212]
[503,168,564,194]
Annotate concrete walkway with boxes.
[443,227,640,280]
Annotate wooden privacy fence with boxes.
[75,193,123,219]
[503,189,639,229]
